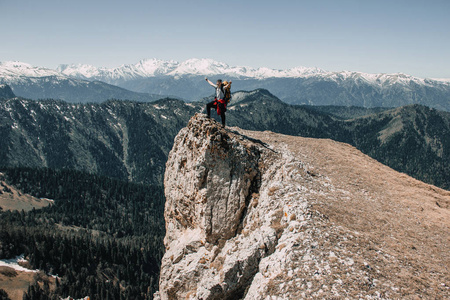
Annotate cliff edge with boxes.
[156,114,449,299]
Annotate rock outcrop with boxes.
[156,114,450,299]
[159,114,268,299]
[0,84,15,99]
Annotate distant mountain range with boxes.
[0,62,165,103]
[56,58,326,81]
[1,88,449,190]
[1,59,450,110]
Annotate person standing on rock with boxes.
[205,78,231,127]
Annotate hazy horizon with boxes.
[1,0,449,78]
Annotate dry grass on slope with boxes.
[0,266,55,300]
[0,173,53,212]
[238,129,449,299]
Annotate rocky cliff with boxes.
[156,114,449,299]
[0,84,15,99]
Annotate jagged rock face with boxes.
[157,114,450,299]
[160,114,267,299]
[159,114,318,299]
[164,114,261,245]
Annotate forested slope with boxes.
[0,168,165,299]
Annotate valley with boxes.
[0,82,449,299]
[1,87,449,189]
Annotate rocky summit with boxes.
[156,114,449,299]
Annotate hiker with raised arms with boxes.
[205,77,232,127]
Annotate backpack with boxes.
[223,86,231,103]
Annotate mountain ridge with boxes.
[1,90,449,190]
[0,62,167,103]
[0,97,199,184]
[155,114,450,299]
[2,59,450,110]
[56,58,449,85]
[56,58,327,80]
[4,58,447,86]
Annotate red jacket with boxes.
[215,98,227,115]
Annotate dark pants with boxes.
[206,100,226,126]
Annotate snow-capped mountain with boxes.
[0,61,164,103]
[432,78,450,83]
[0,61,65,83]
[56,58,327,81]
[4,58,450,87]
[55,58,450,87]
[57,58,180,82]
[55,58,450,111]
[2,59,450,110]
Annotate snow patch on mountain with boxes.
[431,78,450,83]
[322,71,441,87]
[57,63,103,79]
[167,58,228,76]
[0,61,62,79]
[0,255,38,273]
[0,61,69,86]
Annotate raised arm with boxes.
[205,77,217,88]
[224,81,232,88]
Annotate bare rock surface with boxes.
[156,114,450,299]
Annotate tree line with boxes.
[0,167,166,299]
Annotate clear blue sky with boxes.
[1,0,449,78]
